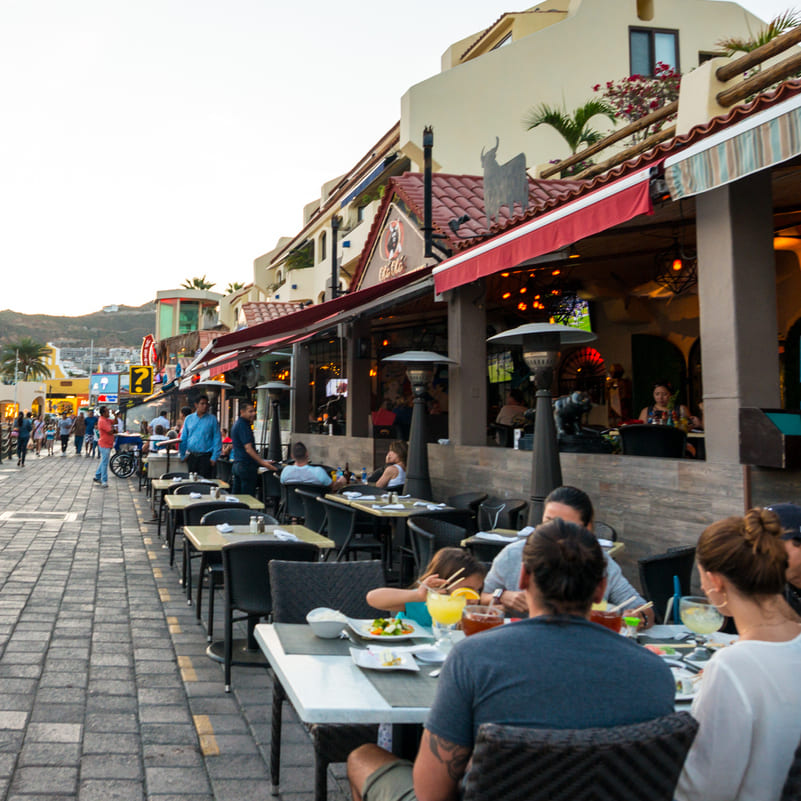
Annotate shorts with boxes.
[362,759,416,801]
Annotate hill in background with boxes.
[0,303,156,349]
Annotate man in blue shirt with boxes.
[178,395,221,478]
[231,401,278,495]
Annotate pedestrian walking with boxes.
[57,411,72,455]
[72,411,86,455]
[84,409,98,456]
[31,414,45,457]
[45,419,55,455]
[93,406,114,488]
[14,412,32,466]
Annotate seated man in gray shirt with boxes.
[346,519,674,801]
[481,486,654,628]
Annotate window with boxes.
[629,27,679,75]
[491,32,512,50]
[320,231,327,262]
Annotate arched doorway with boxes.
[631,334,688,416]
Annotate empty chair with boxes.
[478,497,528,531]
[406,516,469,577]
[446,492,488,533]
[337,484,385,496]
[463,713,698,801]
[316,497,383,562]
[296,488,328,533]
[781,733,801,801]
[637,546,696,624]
[197,508,279,639]
[594,521,618,542]
[222,540,318,692]
[620,424,687,458]
[160,471,189,480]
[262,469,283,516]
[269,560,385,801]
[215,458,233,484]
[280,482,328,523]
[173,482,216,495]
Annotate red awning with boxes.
[432,166,654,294]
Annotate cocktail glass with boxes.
[462,604,504,636]
[426,588,467,651]
[679,595,724,661]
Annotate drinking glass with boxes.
[679,595,724,661]
[462,604,504,636]
[426,588,467,651]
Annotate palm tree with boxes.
[0,337,51,381]
[225,281,245,294]
[180,275,216,291]
[523,99,616,156]
[717,9,800,55]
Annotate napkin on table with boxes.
[473,531,517,543]
[225,496,240,503]
[517,526,535,538]
[189,492,202,499]
[215,523,234,533]
[273,529,299,542]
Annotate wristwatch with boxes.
[492,588,504,604]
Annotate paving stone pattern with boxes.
[0,452,351,801]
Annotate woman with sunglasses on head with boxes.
[675,508,801,801]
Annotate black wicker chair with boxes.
[406,516,469,577]
[317,497,383,562]
[337,484,386,496]
[196,508,279,640]
[268,559,385,801]
[638,546,696,624]
[446,492,488,533]
[296,488,328,533]
[477,497,528,531]
[620,424,687,458]
[261,469,283,516]
[280,481,328,523]
[163,482,218,563]
[463,712,699,801]
[221,540,318,692]
[781,732,801,801]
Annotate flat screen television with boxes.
[555,298,592,332]
[487,351,514,384]
[325,378,348,397]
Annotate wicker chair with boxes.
[638,546,696,624]
[463,713,699,801]
[406,516,469,577]
[196,508,278,639]
[317,497,383,562]
[221,540,318,692]
[477,497,528,531]
[280,481,328,523]
[268,560,385,801]
[619,424,687,458]
[781,732,801,801]
[296,488,328,533]
[446,492,488,533]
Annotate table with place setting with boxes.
[462,527,625,560]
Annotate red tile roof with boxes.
[241,301,305,327]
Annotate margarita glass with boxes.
[679,595,724,661]
[426,588,467,650]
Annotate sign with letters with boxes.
[128,365,154,396]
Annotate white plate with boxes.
[412,647,446,664]
[347,618,432,641]
[669,664,701,701]
[350,647,420,672]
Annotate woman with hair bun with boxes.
[676,508,801,801]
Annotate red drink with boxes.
[589,609,623,632]
[462,605,504,636]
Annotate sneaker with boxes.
[93,477,101,484]
[101,484,108,488]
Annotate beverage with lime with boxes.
[426,588,467,649]
[679,595,724,661]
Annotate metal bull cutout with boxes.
[481,136,530,229]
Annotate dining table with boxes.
[462,529,626,560]
[149,477,229,523]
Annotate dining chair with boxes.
[222,540,318,692]
[463,712,699,801]
[295,488,328,534]
[268,559,385,801]
[316,497,383,562]
[477,497,528,531]
[406,516,469,577]
[196,508,279,640]
[594,521,618,542]
[164,482,218,559]
[780,731,801,801]
[619,424,687,458]
[637,546,696,624]
[179,501,250,600]
[261,469,283,516]
[446,492,488,533]
[280,482,328,523]
[337,484,385,496]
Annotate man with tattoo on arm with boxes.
[347,519,674,801]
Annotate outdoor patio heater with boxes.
[489,323,596,524]
[381,350,456,500]
[256,382,293,463]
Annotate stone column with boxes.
[696,170,779,464]
[291,342,310,443]
[346,319,371,438]
[447,283,487,446]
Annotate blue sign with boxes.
[90,373,119,396]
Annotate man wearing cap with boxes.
[767,503,801,619]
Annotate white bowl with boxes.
[306,607,347,639]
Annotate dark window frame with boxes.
[629,26,680,76]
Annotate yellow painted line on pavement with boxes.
[178,655,197,682]
[143,537,153,544]
[153,568,163,578]
[158,588,171,602]
[194,715,220,756]
[147,551,157,560]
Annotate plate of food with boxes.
[668,663,702,701]
[350,647,420,672]
[347,617,431,641]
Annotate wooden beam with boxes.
[717,49,801,107]
[573,126,677,181]
[716,25,801,83]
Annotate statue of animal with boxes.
[554,391,592,437]
[481,137,529,229]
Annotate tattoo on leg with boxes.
[428,733,470,781]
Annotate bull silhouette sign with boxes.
[481,137,530,229]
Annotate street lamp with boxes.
[381,350,456,500]
[488,322,596,524]
[256,382,294,462]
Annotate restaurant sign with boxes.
[360,202,425,290]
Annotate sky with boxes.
[0,0,788,317]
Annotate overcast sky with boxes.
[0,0,785,317]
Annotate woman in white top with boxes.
[375,440,407,489]
[676,508,801,801]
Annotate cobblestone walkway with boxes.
[0,451,350,801]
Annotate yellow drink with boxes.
[680,605,723,635]
[426,591,467,626]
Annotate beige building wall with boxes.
[400,0,763,175]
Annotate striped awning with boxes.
[665,92,801,199]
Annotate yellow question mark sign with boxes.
[129,366,153,395]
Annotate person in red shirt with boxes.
[93,406,115,488]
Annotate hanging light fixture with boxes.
[654,233,698,295]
